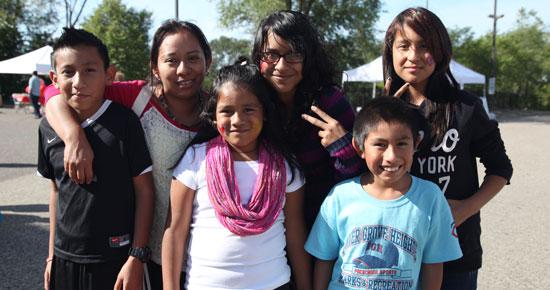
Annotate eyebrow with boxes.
[161,50,201,57]
[59,61,99,69]
[371,135,412,142]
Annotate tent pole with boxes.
[372,82,376,99]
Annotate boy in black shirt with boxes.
[39,27,155,290]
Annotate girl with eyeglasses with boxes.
[252,11,364,230]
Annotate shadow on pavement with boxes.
[0,204,49,289]
[0,204,48,213]
[0,163,37,168]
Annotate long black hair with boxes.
[183,58,300,181]
[251,10,336,145]
[383,7,460,144]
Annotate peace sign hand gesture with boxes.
[301,106,348,147]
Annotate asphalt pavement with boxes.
[0,106,549,289]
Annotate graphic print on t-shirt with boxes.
[416,128,459,193]
[339,225,417,289]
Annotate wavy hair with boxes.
[251,10,336,145]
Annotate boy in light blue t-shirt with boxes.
[305,97,462,290]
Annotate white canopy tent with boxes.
[0,45,52,75]
[342,56,493,117]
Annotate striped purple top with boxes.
[294,86,364,228]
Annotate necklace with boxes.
[158,94,202,127]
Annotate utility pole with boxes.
[175,0,179,20]
[488,0,503,99]
[426,0,429,9]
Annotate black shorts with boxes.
[49,255,126,290]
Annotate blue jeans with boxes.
[441,270,478,290]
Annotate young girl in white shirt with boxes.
[161,60,312,290]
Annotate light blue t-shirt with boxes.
[305,175,462,290]
[29,75,41,96]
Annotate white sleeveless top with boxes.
[132,87,197,264]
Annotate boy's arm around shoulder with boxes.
[43,81,148,185]
[45,94,94,184]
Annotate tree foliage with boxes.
[0,0,58,104]
[82,0,152,80]
[216,0,382,75]
[206,36,251,88]
[450,9,549,109]
[497,9,549,108]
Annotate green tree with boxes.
[0,0,58,104]
[448,26,492,98]
[206,36,251,87]
[22,0,59,50]
[82,0,152,80]
[497,9,549,109]
[449,9,549,110]
[216,0,382,75]
[0,0,23,60]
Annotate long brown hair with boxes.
[382,7,460,144]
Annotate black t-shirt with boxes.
[411,91,513,272]
[37,100,152,263]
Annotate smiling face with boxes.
[215,82,264,159]
[259,32,303,103]
[358,120,416,190]
[392,24,436,93]
[50,45,112,120]
[153,29,210,101]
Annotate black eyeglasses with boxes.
[260,51,304,64]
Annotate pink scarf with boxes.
[205,136,286,236]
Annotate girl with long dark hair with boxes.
[383,7,513,290]
[252,11,363,229]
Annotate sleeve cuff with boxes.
[327,132,353,156]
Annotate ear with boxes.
[151,63,160,79]
[105,65,116,85]
[352,137,365,159]
[49,70,58,88]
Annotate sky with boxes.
[73,0,548,42]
